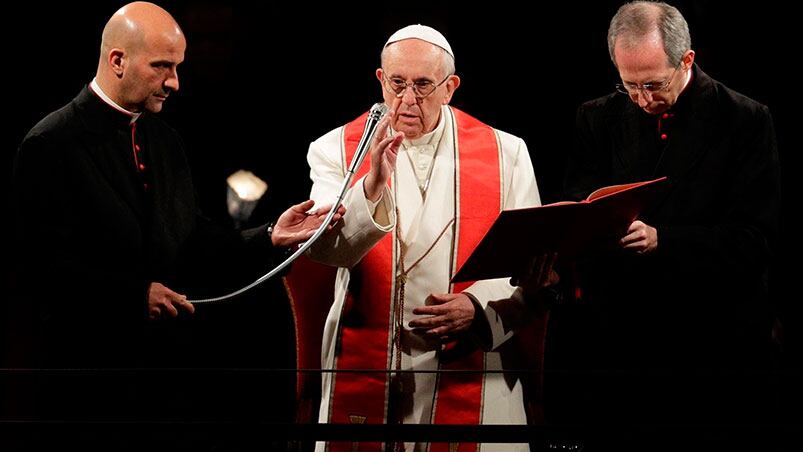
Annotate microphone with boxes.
[347,102,389,175]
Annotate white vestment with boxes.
[307,106,541,451]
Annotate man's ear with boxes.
[682,49,695,70]
[110,49,125,78]
[442,74,461,105]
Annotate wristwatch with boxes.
[266,221,276,243]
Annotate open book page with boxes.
[587,178,665,201]
[538,178,666,207]
[542,199,584,206]
[451,177,668,283]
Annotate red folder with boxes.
[451,177,668,283]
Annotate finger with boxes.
[382,107,395,127]
[294,199,316,212]
[376,133,399,152]
[412,305,445,316]
[376,130,404,154]
[388,132,404,151]
[428,326,451,336]
[409,315,447,329]
[321,203,345,219]
[620,232,640,245]
[305,213,324,225]
[312,203,333,216]
[374,110,393,143]
[160,284,186,299]
[386,152,397,169]
[323,215,337,224]
[622,240,645,250]
[426,324,461,337]
[176,297,195,314]
[163,300,179,318]
[328,208,344,219]
[425,293,453,305]
[623,242,648,254]
[148,307,161,321]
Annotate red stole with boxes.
[322,107,501,452]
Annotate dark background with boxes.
[2,0,799,446]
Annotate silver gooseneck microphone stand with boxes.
[189,103,389,304]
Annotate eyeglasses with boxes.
[382,71,451,99]
[615,61,682,96]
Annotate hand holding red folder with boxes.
[452,177,668,283]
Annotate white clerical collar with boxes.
[89,78,141,124]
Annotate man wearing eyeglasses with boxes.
[551,1,781,431]
[303,24,553,450]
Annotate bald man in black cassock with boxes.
[9,1,340,425]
